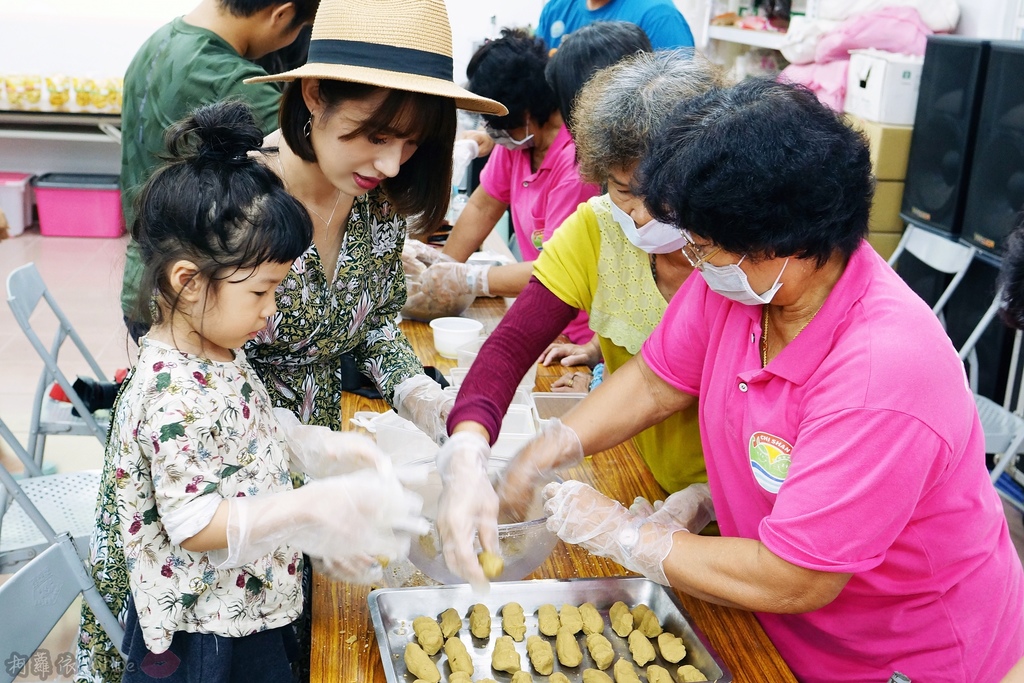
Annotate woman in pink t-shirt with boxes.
[490,78,1024,682]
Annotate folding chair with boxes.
[6,262,110,467]
[887,223,978,316]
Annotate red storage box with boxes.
[34,173,125,238]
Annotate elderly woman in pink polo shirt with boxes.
[490,78,1024,682]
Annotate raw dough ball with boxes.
[412,615,443,655]
[647,664,673,683]
[585,632,614,670]
[613,657,641,683]
[628,630,656,667]
[559,603,583,634]
[556,625,583,667]
[478,550,504,578]
[631,604,662,637]
[580,602,605,635]
[502,602,527,641]
[527,634,554,675]
[511,671,534,683]
[438,607,461,638]
[583,669,613,683]
[537,603,560,636]
[678,664,710,681]
[550,674,571,683]
[470,603,491,639]
[444,636,473,675]
[492,635,521,673]
[448,674,472,683]
[609,601,633,638]
[657,631,687,663]
[403,642,439,683]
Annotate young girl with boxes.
[114,100,426,682]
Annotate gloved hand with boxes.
[539,335,602,368]
[402,238,453,277]
[394,374,458,445]
[273,407,384,479]
[435,431,500,593]
[402,262,491,322]
[495,418,584,523]
[631,483,716,535]
[543,480,678,586]
[216,468,430,584]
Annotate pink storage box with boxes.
[34,173,125,238]
[0,172,33,236]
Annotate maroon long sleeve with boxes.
[446,277,580,444]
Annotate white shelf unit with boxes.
[706,25,788,50]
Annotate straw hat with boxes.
[246,0,507,116]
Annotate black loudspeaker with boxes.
[900,36,989,237]
[961,41,1024,255]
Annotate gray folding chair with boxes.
[6,262,110,467]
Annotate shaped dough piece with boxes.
[537,603,560,636]
[556,625,583,667]
[580,602,605,635]
[492,635,521,673]
[647,664,673,683]
[613,657,641,683]
[479,550,504,579]
[585,632,614,670]
[478,679,498,683]
[444,636,473,675]
[559,603,583,634]
[657,631,687,663]
[527,634,554,675]
[678,664,710,681]
[438,607,461,638]
[511,671,534,683]
[502,602,527,641]
[550,674,571,683]
[403,642,440,683]
[631,604,663,637]
[609,601,633,638]
[470,603,491,639]
[583,669,613,683]
[628,630,656,667]
[412,615,444,655]
[448,675,472,683]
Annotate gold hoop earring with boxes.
[303,115,312,139]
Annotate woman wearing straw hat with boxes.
[76,2,505,682]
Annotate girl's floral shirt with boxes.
[115,338,303,654]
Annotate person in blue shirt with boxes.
[536,0,693,52]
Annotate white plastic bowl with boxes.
[430,317,483,359]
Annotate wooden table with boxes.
[311,297,797,682]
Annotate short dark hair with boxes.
[999,220,1024,329]
[544,21,652,134]
[638,78,874,266]
[467,28,558,130]
[279,79,456,233]
[133,99,313,330]
[221,0,320,28]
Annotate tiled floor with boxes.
[2,225,1024,680]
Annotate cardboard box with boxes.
[869,180,905,233]
[33,173,125,238]
[0,172,33,236]
[867,231,903,261]
[844,49,924,126]
[846,113,913,181]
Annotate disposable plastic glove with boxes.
[402,262,491,322]
[273,407,384,479]
[539,335,602,369]
[394,374,458,445]
[435,431,500,593]
[401,238,453,277]
[543,480,677,586]
[495,418,584,523]
[217,468,429,584]
[633,483,716,535]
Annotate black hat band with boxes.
[307,39,454,81]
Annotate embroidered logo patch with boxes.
[748,431,792,494]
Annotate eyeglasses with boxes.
[484,123,534,148]
[681,230,721,270]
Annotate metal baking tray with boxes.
[368,576,732,682]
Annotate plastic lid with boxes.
[34,173,119,189]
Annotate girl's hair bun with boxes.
[164,99,264,167]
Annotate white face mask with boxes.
[609,201,691,254]
[487,122,535,151]
[700,256,789,306]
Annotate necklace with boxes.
[761,304,820,367]
[273,152,341,229]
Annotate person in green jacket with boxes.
[117,0,318,344]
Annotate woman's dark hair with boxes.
[279,79,456,234]
[133,99,313,328]
[999,221,1024,329]
[222,0,319,29]
[466,27,558,130]
[638,78,874,266]
[255,24,312,75]
[545,21,652,134]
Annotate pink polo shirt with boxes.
[479,123,600,344]
[641,241,1024,682]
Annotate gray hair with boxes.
[573,50,729,183]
